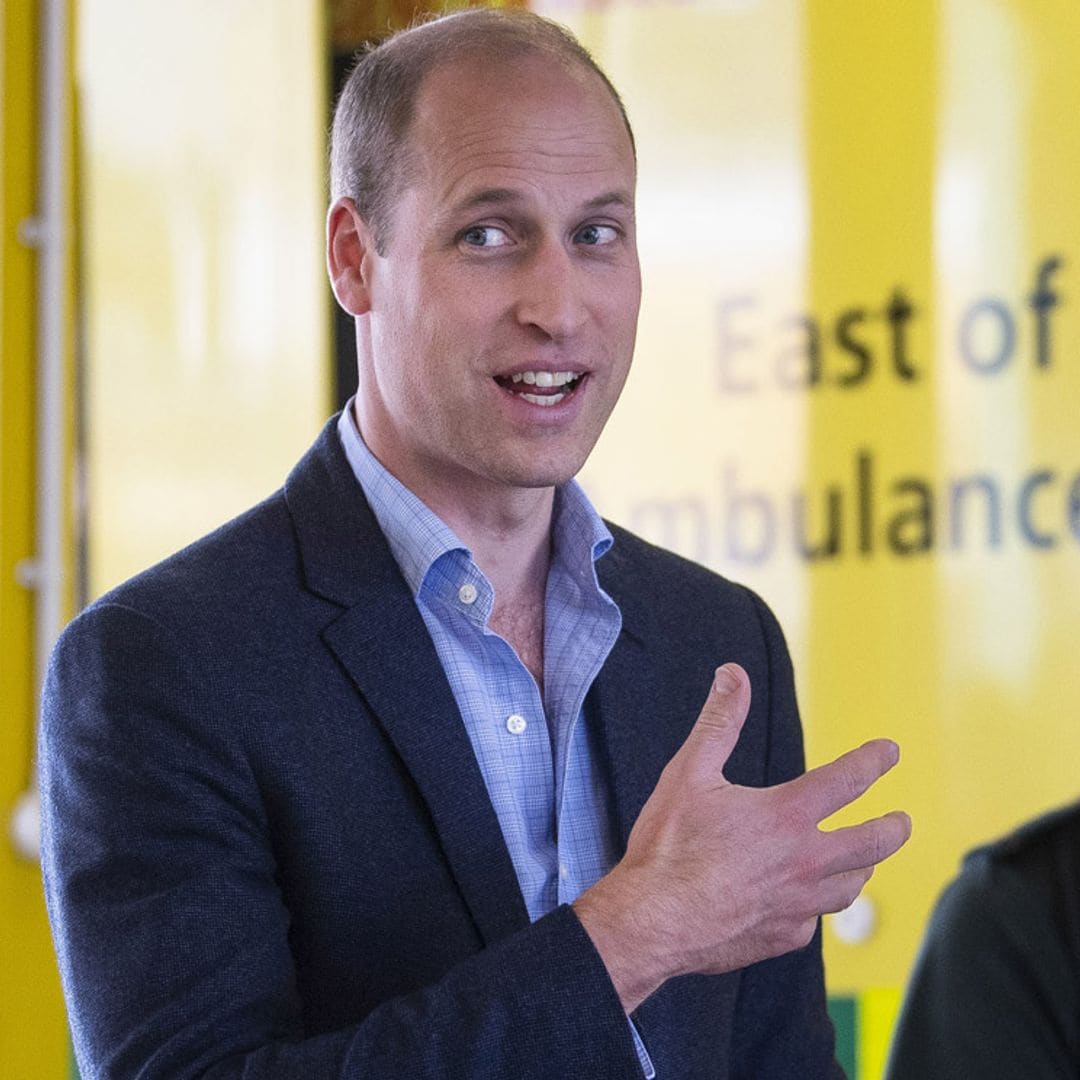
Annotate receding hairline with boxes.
[381,7,629,96]
[328,8,635,244]
[407,49,635,156]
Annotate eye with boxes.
[574,223,619,246]
[460,225,512,248]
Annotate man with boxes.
[41,10,910,1078]
[886,801,1080,1079]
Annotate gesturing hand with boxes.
[574,663,911,1013]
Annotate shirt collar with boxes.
[337,405,466,597]
[336,401,615,598]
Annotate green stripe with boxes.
[827,995,858,1079]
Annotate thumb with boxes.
[685,663,751,775]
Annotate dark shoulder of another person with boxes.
[960,800,1080,939]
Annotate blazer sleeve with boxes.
[728,589,845,1080]
[40,602,643,1080]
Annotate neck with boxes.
[443,487,555,590]
[352,406,557,601]
[384,446,557,691]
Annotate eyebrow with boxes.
[450,187,635,217]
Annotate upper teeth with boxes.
[509,371,577,387]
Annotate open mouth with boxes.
[494,370,584,407]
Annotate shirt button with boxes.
[559,863,569,881]
[458,583,478,605]
[506,714,527,735]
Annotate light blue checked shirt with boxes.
[337,406,655,1078]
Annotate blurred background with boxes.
[4,1,1079,1076]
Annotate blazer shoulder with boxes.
[85,487,296,623]
[602,519,782,635]
[68,414,372,637]
[923,803,1080,954]
[963,801,1080,888]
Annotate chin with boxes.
[471,430,602,492]
[498,454,590,491]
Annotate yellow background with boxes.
[79,0,330,596]
[552,0,1080,1001]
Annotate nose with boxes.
[514,240,588,341]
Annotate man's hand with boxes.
[574,663,911,1013]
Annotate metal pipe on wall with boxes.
[10,0,70,861]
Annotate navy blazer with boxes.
[40,417,841,1079]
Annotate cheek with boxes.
[377,323,461,425]
[597,303,639,359]
[593,270,641,328]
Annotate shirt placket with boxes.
[448,561,559,922]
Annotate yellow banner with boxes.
[541,0,1080,1006]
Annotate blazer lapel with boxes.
[284,419,530,946]
[594,540,693,851]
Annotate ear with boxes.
[327,197,377,316]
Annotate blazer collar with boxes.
[284,417,530,945]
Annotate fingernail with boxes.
[713,665,740,694]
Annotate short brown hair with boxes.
[329,7,635,253]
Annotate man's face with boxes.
[348,55,641,506]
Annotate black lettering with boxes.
[959,298,1015,374]
[1017,469,1057,548]
[717,296,758,393]
[834,308,872,387]
[856,450,874,555]
[793,489,842,559]
[775,315,822,390]
[886,289,918,380]
[887,479,934,555]
[1028,255,1063,370]
[722,464,776,564]
[1069,472,1080,545]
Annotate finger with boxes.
[788,739,901,824]
[816,865,875,915]
[818,810,912,876]
[683,663,751,775]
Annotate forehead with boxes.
[405,56,636,209]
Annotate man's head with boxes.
[326,10,641,509]
[329,8,635,255]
